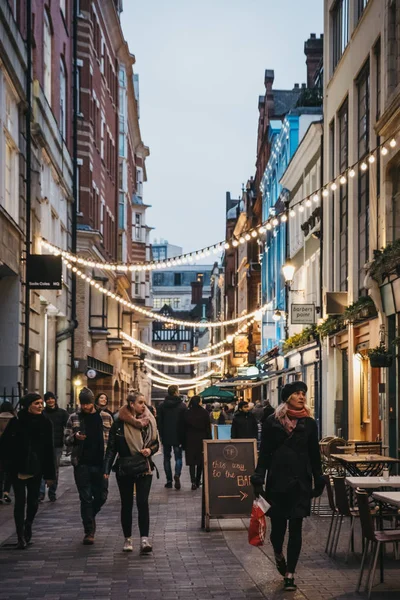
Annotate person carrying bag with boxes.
[104,392,159,554]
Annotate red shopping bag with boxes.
[248,499,267,546]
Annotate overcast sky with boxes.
[121,0,323,255]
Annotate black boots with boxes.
[24,521,32,544]
[16,536,27,550]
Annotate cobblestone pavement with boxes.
[0,458,399,600]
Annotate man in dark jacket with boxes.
[231,401,258,439]
[64,387,112,545]
[39,392,69,502]
[157,385,187,490]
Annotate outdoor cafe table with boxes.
[345,476,400,489]
[330,454,400,477]
[371,491,400,583]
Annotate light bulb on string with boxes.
[251,230,257,238]
[361,162,368,171]
[266,222,272,230]
[259,226,266,234]
[390,138,397,148]
[239,237,245,244]
[381,146,388,156]
[281,214,287,223]
[349,169,356,178]
[299,204,304,213]
[290,209,296,217]
[305,198,312,207]
[313,194,319,203]
[245,233,251,241]
[224,242,230,250]
[272,218,279,226]
[340,175,346,184]
[232,239,239,247]
[331,182,337,191]
[322,189,329,197]
[368,155,375,163]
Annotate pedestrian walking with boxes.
[260,399,275,424]
[0,393,56,549]
[210,402,226,424]
[104,392,159,554]
[231,401,258,439]
[251,381,324,592]
[64,387,112,545]
[0,401,16,504]
[157,385,187,490]
[252,399,264,423]
[94,392,114,419]
[39,392,69,502]
[180,395,211,490]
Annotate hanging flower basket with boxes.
[367,344,393,368]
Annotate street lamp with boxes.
[272,309,282,322]
[282,261,295,284]
[73,377,82,408]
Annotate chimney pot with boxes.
[294,83,299,89]
[301,83,307,88]
[310,33,316,39]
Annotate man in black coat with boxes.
[39,392,69,502]
[157,385,187,490]
[231,401,259,439]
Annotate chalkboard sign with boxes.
[203,439,257,530]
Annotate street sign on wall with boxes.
[291,303,315,324]
[27,255,62,290]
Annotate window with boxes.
[153,273,163,286]
[60,58,67,139]
[43,10,52,103]
[173,298,181,309]
[357,63,370,295]
[356,0,369,22]
[331,0,349,71]
[135,213,141,240]
[119,116,125,157]
[391,167,400,241]
[338,100,348,291]
[60,0,66,18]
[135,272,140,296]
[3,84,19,222]
[118,192,125,229]
[174,273,182,286]
[375,39,381,198]
[329,120,335,290]
[388,1,399,93]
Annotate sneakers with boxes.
[191,483,197,490]
[49,495,56,503]
[83,533,95,545]
[283,577,297,591]
[274,553,287,577]
[140,537,152,555]
[174,475,181,490]
[38,493,45,503]
[16,536,27,550]
[3,493,12,504]
[123,537,133,552]
[165,481,173,489]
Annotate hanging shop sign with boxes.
[233,334,249,356]
[27,254,62,290]
[291,303,315,325]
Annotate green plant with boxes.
[316,315,345,339]
[283,326,317,353]
[367,343,391,358]
[367,343,393,368]
[343,296,376,322]
[368,238,400,284]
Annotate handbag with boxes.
[248,496,270,547]
[118,454,148,478]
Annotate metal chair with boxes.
[323,475,337,554]
[356,489,400,599]
[324,438,346,475]
[354,441,382,455]
[331,476,359,560]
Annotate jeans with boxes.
[163,445,183,482]
[73,464,108,534]
[12,474,42,537]
[40,447,63,499]
[116,474,152,537]
[270,516,304,574]
[189,464,203,485]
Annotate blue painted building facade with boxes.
[260,109,322,354]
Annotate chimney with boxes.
[304,33,323,88]
[293,83,300,89]
[191,279,203,306]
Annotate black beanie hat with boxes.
[44,391,56,402]
[79,387,95,404]
[281,381,307,403]
[20,393,42,409]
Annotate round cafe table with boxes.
[330,454,400,477]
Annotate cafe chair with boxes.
[355,489,400,599]
[323,475,337,554]
[331,476,360,561]
[354,441,382,455]
[324,438,346,475]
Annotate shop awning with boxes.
[199,385,235,399]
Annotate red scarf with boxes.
[280,407,310,434]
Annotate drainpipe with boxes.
[318,130,324,437]
[70,0,79,407]
[43,310,48,393]
[23,0,32,393]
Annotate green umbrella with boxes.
[199,385,235,400]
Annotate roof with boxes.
[272,89,301,118]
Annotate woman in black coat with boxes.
[0,393,56,549]
[231,401,259,439]
[251,382,324,592]
[181,396,211,490]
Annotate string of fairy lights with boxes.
[143,350,230,366]
[63,257,265,329]
[40,130,398,274]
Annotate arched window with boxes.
[43,10,52,103]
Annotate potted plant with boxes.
[368,238,400,284]
[344,296,377,322]
[367,343,393,368]
[316,315,345,339]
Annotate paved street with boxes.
[0,458,399,600]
